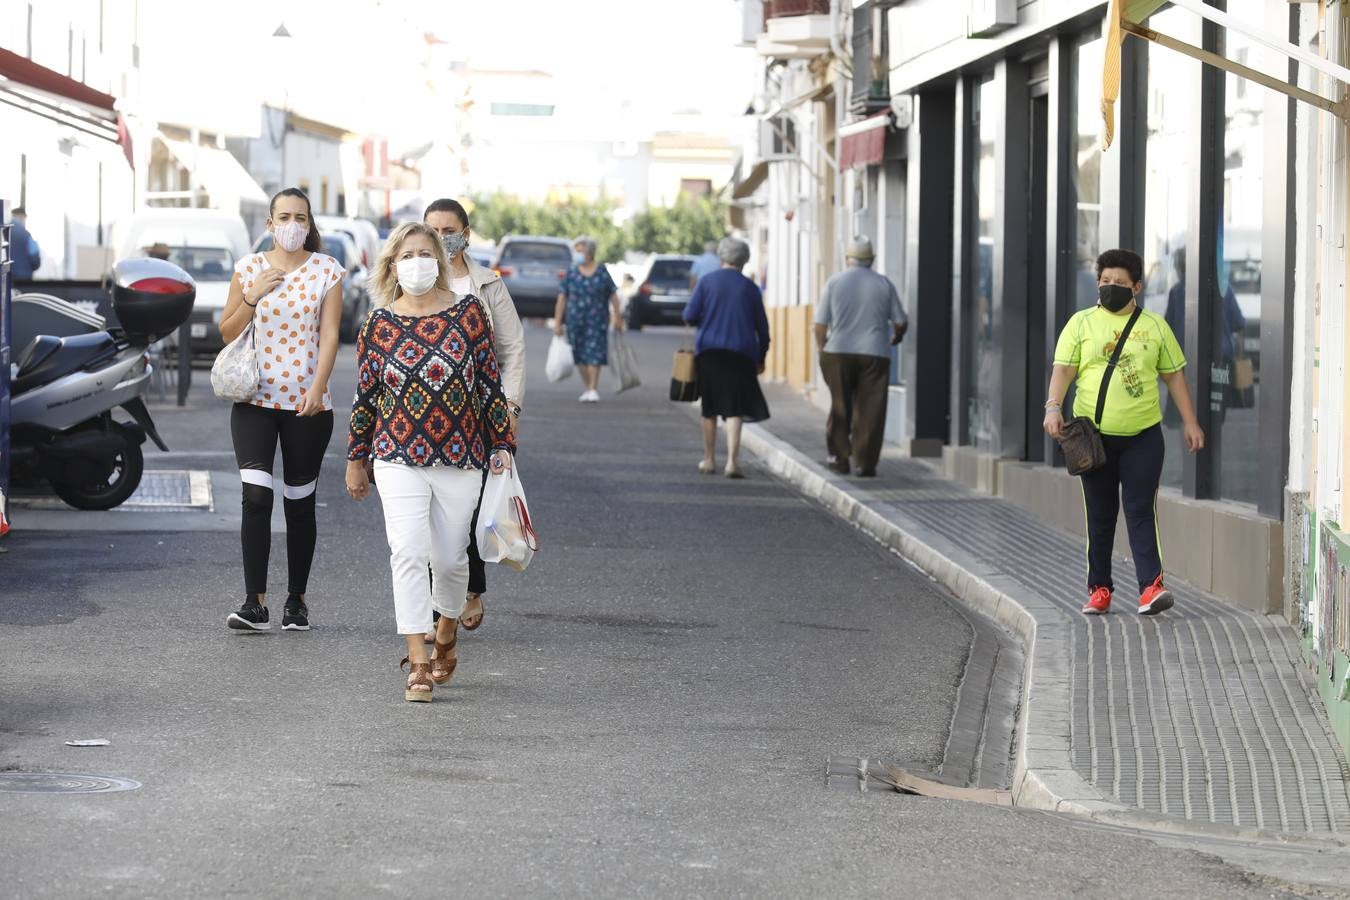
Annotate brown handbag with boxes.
[1057,307,1142,476]
[670,333,699,402]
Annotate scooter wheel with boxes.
[48,422,145,511]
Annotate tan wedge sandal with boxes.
[400,657,433,702]
[462,593,484,631]
[430,618,459,686]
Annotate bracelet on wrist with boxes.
[1044,400,1062,410]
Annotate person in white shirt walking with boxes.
[814,236,908,477]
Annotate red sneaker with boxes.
[1081,586,1112,615]
[1138,576,1174,616]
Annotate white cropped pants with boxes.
[374,460,481,635]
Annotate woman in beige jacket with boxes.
[422,198,526,639]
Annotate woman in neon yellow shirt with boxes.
[1043,249,1204,617]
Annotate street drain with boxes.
[0,773,141,794]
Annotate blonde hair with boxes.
[372,222,452,307]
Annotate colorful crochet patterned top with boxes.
[347,298,516,468]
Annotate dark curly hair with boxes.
[1094,248,1144,284]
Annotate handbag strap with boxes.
[1094,306,1144,426]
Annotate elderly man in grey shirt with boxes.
[814,236,908,476]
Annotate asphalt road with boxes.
[0,323,1330,898]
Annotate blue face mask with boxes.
[573,251,585,266]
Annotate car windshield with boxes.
[501,242,570,265]
[648,259,693,285]
[157,245,234,280]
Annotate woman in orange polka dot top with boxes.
[217,188,345,634]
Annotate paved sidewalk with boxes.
[745,384,1350,839]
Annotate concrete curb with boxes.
[740,423,1350,850]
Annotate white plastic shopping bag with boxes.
[545,334,575,383]
[475,457,539,572]
[609,329,640,393]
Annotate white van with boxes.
[111,209,250,355]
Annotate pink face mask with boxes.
[273,220,307,253]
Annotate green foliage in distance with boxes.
[470,193,727,261]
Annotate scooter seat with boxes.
[14,332,119,394]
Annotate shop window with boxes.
[964,75,997,449]
[1209,0,1267,506]
[1072,32,1105,313]
[1141,6,1196,492]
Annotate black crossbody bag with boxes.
[1057,306,1143,476]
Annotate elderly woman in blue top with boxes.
[682,237,771,478]
[553,235,623,403]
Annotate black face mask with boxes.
[1098,283,1134,313]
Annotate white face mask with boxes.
[273,220,307,253]
[396,256,440,296]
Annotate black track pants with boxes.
[1080,424,1165,594]
[230,403,334,596]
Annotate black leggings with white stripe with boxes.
[230,403,333,597]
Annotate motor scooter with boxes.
[8,258,195,510]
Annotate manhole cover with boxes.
[0,773,141,794]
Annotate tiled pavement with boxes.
[746,384,1350,836]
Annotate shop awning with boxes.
[157,137,269,205]
[0,48,131,163]
[838,113,891,170]
[732,160,771,199]
[1102,0,1350,149]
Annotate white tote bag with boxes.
[545,334,575,383]
[609,329,640,393]
[210,320,260,402]
[476,458,539,572]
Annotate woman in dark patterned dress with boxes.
[553,235,623,403]
[345,223,516,703]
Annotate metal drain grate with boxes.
[11,469,212,511]
[0,773,141,794]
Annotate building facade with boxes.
[733,1,1350,755]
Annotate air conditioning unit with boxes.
[967,0,1016,38]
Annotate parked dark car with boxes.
[492,236,572,319]
[625,255,697,329]
[252,231,371,343]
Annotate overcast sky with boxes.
[131,0,759,141]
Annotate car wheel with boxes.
[625,306,644,331]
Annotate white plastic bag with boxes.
[475,457,538,572]
[545,334,575,383]
[210,320,260,402]
[609,329,640,393]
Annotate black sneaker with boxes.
[227,596,270,631]
[282,595,310,631]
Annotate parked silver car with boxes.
[492,236,573,318]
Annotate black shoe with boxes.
[227,596,271,631]
[282,595,310,631]
[857,468,877,477]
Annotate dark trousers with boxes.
[230,403,334,595]
[1081,424,1165,594]
[819,352,891,472]
[467,466,488,595]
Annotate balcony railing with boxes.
[764,0,830,25]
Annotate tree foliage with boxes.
[469,193,727,261]
[625,196,727,256]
